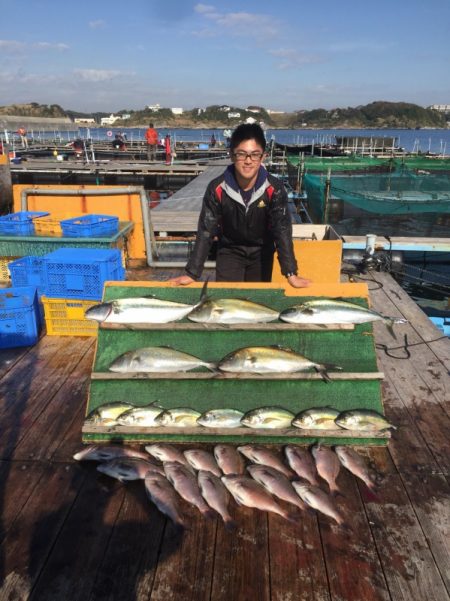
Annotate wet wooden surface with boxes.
[0,272,449,601]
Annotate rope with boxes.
[376,334,448,360]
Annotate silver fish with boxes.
[85,281,208,324]
[144,472,186,530]
[164,462,214,518]
[218,346,341,382]
[335,409,396,432]
[116,403,163,427]
[284,445,321,487]
[279,298,407,329]
[334,446,379,493]
[97,457,163,481]
[188,297,279,324]
[73,445,149,462]
[292,482,345,526]
[311,444,342,496]
[222,475,295,521]
[85,402,134,425]
[198,470,236,530]
[247,464,308,512]
[241,406,294,429]
[109,346,215,373]
[197,409,244,429]
[292,407,341,430]
[214,444,245,475]
[184,450,222,476]
[145,443,190,466]
[155,408,201,428]
[237,445,292,479]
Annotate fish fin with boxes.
[315,366,332,383]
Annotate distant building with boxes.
[147,104,161,112]
[228,112,241,119]
[219,106,231,112]
[118,114,131,120]
[245,117,257,124]
[171,107,184,115]
[247,106,263,114]
[197,108,206,115]
[74,118,96,125]
[429,104,450,113]
[267,109,285,115]
[101,114,120,125]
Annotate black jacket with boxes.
[185,170,298,280]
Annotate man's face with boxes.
[231,139,265,185]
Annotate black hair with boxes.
[149,123,154,127]
[230,123,266,152]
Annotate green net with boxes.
[303,171,450,215]
[287,155,450,174]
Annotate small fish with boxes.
[214,444,245,475]
[109,346,215,373]
[292,482,345,526]
[237,445,292,479]
[198,470,236,530]
[197,409,244,429]
[85,402,134,425]
[311,444,342,496]
[247,464,308,512]
[335,409,396,432]
[73,445,149,462]
[222,475,296,521]
[85,280,208,324]
[97,457,163,482]
[184,449,222,476]
[145,443,190,466]
[155,408,201,428]
[241,406,295,429]
[334,446,380,493]
[292,407,341,430]
[188,297,279,324]
[217,346,341,382]
[284,445,321,487]
[164,462,215,518]
[144,472,187,530]
[116,403,163,427]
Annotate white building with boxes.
[228,112,241,119]
[74,118,96,125]
[245,117,257,124]
[147,104,161,112]
[267,109,285,115]
[101,114,120,126]
[429,104,450,113]
[171,107,184,115]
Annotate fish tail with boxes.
[202,507,217,520]
[223,516,237,531]
[205,362,218,373]
[198,279,209,305]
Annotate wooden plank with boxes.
[0,462,86,601]
[363,472,450,601]
[81,424,391,439]
[99,322,355,332]
[91,371,385,381]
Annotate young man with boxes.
[170,123,310,288]
[145,123,158,161]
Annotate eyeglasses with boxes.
[232,150,264,162]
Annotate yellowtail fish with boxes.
[85,402,134,426]
[116,403,164,427]
[197,409,244,429]
[155,408,201,428]
[144,472,187,531]
[292,482,346,526]
[188,297,279,324]
[241,406,295,429]
[335,409,396,432]
[198,470,236,530]
[292,407,341,430]
[109,346,215,373]
[85,281,208,324]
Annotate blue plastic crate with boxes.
[0,286,41,347]
[0,211,49,236]
[60,214,119,238]
[8,256,45,295]
[41,247,125,300]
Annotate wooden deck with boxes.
[0,272,449,601]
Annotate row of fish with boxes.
[74,442,382,530]
[86,402,396,432]
[108,345,343,381]
[85,284,406,331]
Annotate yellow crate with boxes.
[0,256,20,282]
[41,296,99,336]
[33,217,63,235]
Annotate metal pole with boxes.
[323,168,331,224]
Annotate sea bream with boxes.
[292,482,345,526]
[184,449,222,476]
[247,464,308,512]
[284,445,321,487]
[198,470,236,530]
[217,346,341,382]
[187,297,279,324]
[97,457,164,481]
[311,444,342,496]
[109,346,215,373]
[73,445,149,462]
[144,472,187,530]
[85,281,208,324]
[145,443,191,467]
[241,406,295,429]
[214,444,245,475]
[237,445,293,479]
[197,409,244,429]
[335,446,380,493]
[164,462,215,518]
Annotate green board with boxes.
[85,285,387,445]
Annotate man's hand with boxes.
[287,274,311,288]
[168,275,195,286]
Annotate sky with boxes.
[0,0,449,113]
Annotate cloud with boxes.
[88,20,106,30]
[193,4,280,38]
[34,42,69,51]
[0,39,69,54]
[73,69,122,82]
[269,48,324,70]
[0,40,26,53]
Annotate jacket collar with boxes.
[221,165,270,208]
